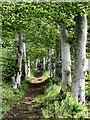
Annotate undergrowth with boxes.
[42,93,87,119]
[42,70,50,81]
[85,71,90,102]
[2,80,29,119]
[33,77,88,119]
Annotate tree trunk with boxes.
[59,24,71,90]
[13,31,23,89]
[72,14,87,103]
[48,48,54,78]
[48,48,52,77]
[23,42,27,80]
[55,36,61,77]
[36,58,40,70]
[15,31,23,88]
[27,59,30,78]
[43,57,46,70]
[53,63,56,77]
[45,58,48,70]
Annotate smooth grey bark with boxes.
[43,57,46,70]
[72,14,87,103]
[48,48,52,77]
[36,58,40,70]
[48,48,55,77]
[23,42,27,80]
[55,36,61,77]
[88,59,90,70]
[12,73,16,88]
[13,31,23,89]
[53,63,56,77]
[59,24,71,90]
[27,59,30,78]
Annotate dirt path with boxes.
[3,72,46,119]
[31,71,43,84]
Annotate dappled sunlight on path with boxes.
[31,71,43,84]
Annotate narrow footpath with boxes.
[3,71,46,119]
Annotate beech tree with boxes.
[40,3,73,88]
[72,13,87,103]
[13,31,23,89]
[27,59,30,78]
[55,31,61,78]
[58,24,71,90]
[48,48,55,78]
[23,42,27,80]
[43,57,46,70]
